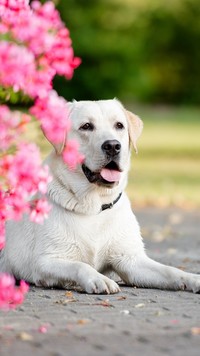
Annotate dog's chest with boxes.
[66,213,111,270]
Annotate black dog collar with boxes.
[101,192,122,212]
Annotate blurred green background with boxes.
[7,0,200,207]
[54,0,200,104]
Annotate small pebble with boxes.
[120,310,130,315]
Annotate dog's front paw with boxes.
[190,277,200,294]
[84,274,120,294]
[182,274,200,293]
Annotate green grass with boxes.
[25,105,200,209]
[126,105,200,208]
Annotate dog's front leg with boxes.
[112,253,200,293]
[36,258,120,294]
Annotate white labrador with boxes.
[1,99,200,294]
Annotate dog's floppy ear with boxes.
[125,110,143,153]
[45,131,66,155]
[41,126,67,155]
[42,102,74,155]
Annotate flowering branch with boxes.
[0,0,82,310]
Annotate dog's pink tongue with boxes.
[100,168,121,182]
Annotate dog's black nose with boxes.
[101,140,121,157]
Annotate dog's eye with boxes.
[79,123,94,131]
[115,122,124,130]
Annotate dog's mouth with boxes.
[82,161,122,186]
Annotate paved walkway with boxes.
[0,208,200,356]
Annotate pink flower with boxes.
[0,0,29,17]
[0,273,29,311]
[38,326,48,333]
[30,90,71,144]
[30,198,51,224]
[0,273,14,289]
[44,28,81,80]
[0,142,51,225]
[62,140,84,170]
[19,280,29,294]
[28,62,55,99]
[0,190,7,249]
[31,1,61,29]
[0,221,5,250]
[37,165,52,195]
[6,143,50,195]
[38,323,50,333]
[0,42,36,95]
[0,1,81,91]
[6,188,29,221]
[7,143,40,192]
[0,105,31,150]
[0,42,55,99]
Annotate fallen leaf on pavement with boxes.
[17,332,33,341]
[65,291,73,298]
[191,327,200,335]
[77,319,91,325]
[55,298,77,305]
[93,299,114,308]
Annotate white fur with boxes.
[1,99,200,294]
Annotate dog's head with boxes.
[48,99,143,189]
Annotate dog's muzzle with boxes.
[82,160,122,187]
[82,139,122,187]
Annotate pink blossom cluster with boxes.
[0,105,30,150]
[31,90,71,144]
[0,1,83,310]
[0,273,29,311]
[0,141,52,249]
[31,91,84,167]
[62,140,84,170]
[0,0,29,17]
[0,41,53,98]
[5,143,50,196]
[0,0,81,98]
